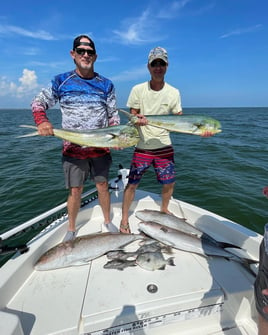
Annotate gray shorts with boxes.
[254,239,268,320]
[62,154,112,188]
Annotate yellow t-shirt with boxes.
[127,81,182,149]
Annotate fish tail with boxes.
[17,125,39,138]
[168,257,176,266]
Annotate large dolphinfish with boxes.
[18,124,140,148]
[119,109,222,136]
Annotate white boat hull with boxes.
[0,183,262,335]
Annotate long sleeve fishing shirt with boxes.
[31,70,119,159]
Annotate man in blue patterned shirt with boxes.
[31,35,119,241]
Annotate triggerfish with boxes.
[18,124,140,148]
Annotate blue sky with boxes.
[0,0,267,109]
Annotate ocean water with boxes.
[1,107,268,263]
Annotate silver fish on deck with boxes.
[119,109,221,136]
[135,210,239,250]
[138,221,244,262]
[135,209,203,238]
[136,251,175,271]
[18,124,139,148]
[35,233,142,271]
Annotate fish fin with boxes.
[17,125,39,138]
[167,257,176,266]
[160,226,168,233]
[70,259,91,266]
[219,242,242,249]
[162,246,174,254]
[159,265,166,270]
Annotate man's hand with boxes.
[201,131,215,137]
[135,114,148,126]
[37,122,54,136]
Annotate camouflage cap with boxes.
[148,47,168,64]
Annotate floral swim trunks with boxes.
[127,145,175,185]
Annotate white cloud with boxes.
[113,9,156,45]
[157,0,192,19]
[0,24,56,40]
[111,0,195,45]
[220,24,263,39]
[0,69,39,99]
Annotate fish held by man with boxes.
[18,124,140,148]
[119,109,222,136]
[35,233,143,271]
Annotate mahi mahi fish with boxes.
[119,109,221,136]
[18,124,139,148]
[138,221,250,263]
[35,233,143,271]
[135,209,239,249]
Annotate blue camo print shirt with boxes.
[32,70,119,158]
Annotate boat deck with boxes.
[0,189,261,335]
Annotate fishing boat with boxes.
[0,168,262,335]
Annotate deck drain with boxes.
[147,284,158,293]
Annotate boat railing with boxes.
[0,167,128,259]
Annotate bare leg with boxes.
[67,186,83,231]
[161,182,175,213]
[96,181,111,224]
[258,314,268,335]
[120,183,138,233]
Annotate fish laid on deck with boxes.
[104,259,137,271]
[18,124,140,148]
[119,109,221,136]
[35,233,143,271]
[138,221,249,263]
[104,240,174,271]
[136,251,175,271]
[104,250,175,271]
[135,209,240,249]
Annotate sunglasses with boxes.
[150,60,167,67]
[75,48,96,56]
